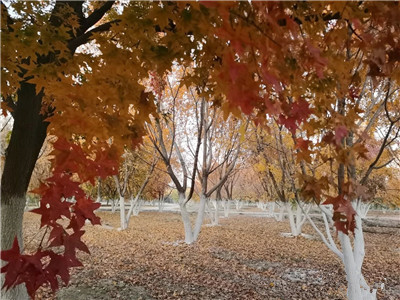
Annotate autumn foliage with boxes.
[1,1,400,298]
[1,138,119,298]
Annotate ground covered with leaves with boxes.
[23,211,399,300]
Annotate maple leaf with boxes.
[20,251,48,299]
[48,224,65,246]
[323,195,356,234]
[93,149,119,179]
[336,201,356,225]
[352,143,370,160]
[31,198,72,227]
[261,68,282,92]
[1,239,48,299]
[290,98,312,122]
[278,115,297,134]
[73,197,101,227]
[45,252,72,290]
[305,39,328,78]
[1,238,22,290]
[334,125,348,145]
[295,138,310,151]
[64,230,90,258]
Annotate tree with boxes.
[113,144,158,230]
[145,66,205,244]
[196,102,245,228]
[1,2,120,298]
[251,122,310,236]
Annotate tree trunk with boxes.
[119,196,126,230]
[339,214,377,300]
[1,82,49,299]
[359,202,371,219]
[111,199,116,213]
[213,200,219,225]
[158,196,164,212]
[125,195,140,227]
[133,199,142,216]
[1,197,30,300]
[178,193,194,244]
[269,202,275,217]
[235,200,243,211]
[275,203,285,221]
[223,200,230,218]
[96,178,101,202]
[339,231,363,300]
[286,202,300,236]
[193,194,207,241]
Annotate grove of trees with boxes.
[1,1,399,300]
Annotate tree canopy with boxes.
[1,1,399,299]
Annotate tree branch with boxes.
[79,1,116,35]
[68,19,120,52]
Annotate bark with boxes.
[111,200,116,213]
[339,231,363,300]
[1,197,30,300]
[96,177,101,202]
[119,196,126,230]
[275,203,285,221]
[1,82,49,298]
[213,200,219,225]
[193,194,208,241]
[158,196,165,212]
[235,200,243,211]
[302,203,377,299]
[178,193,194,244]
[223,199,230,217]
[269,202,275,217]
[285,202,300,236]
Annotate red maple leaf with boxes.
[64,230,90,258]
[73,197,101,227]
[1,238,22,290]
[323,195,356,234]
[31,198,72,228]
[278,115,298,134]
[334,125,348,146]
[1,239,49,299]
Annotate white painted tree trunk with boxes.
[158,197,165,212]
[358,202,371,219]
[269,202,275,217]
[285,202,300,236]
[223,200,230,217]
[275,203,285,221]
[1,197,29,300]
[111,199,116,213]
[339,214,377,300]
[119,196,126,230]
[235,199,243,211]
[124,196,142,228]
[303,202,377,300]
[214,200,219,225]
[207,199,219,226]
[96,178,101,203]
[178,193,194,244]
[132,199,142,216]
[193,194,207,241]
